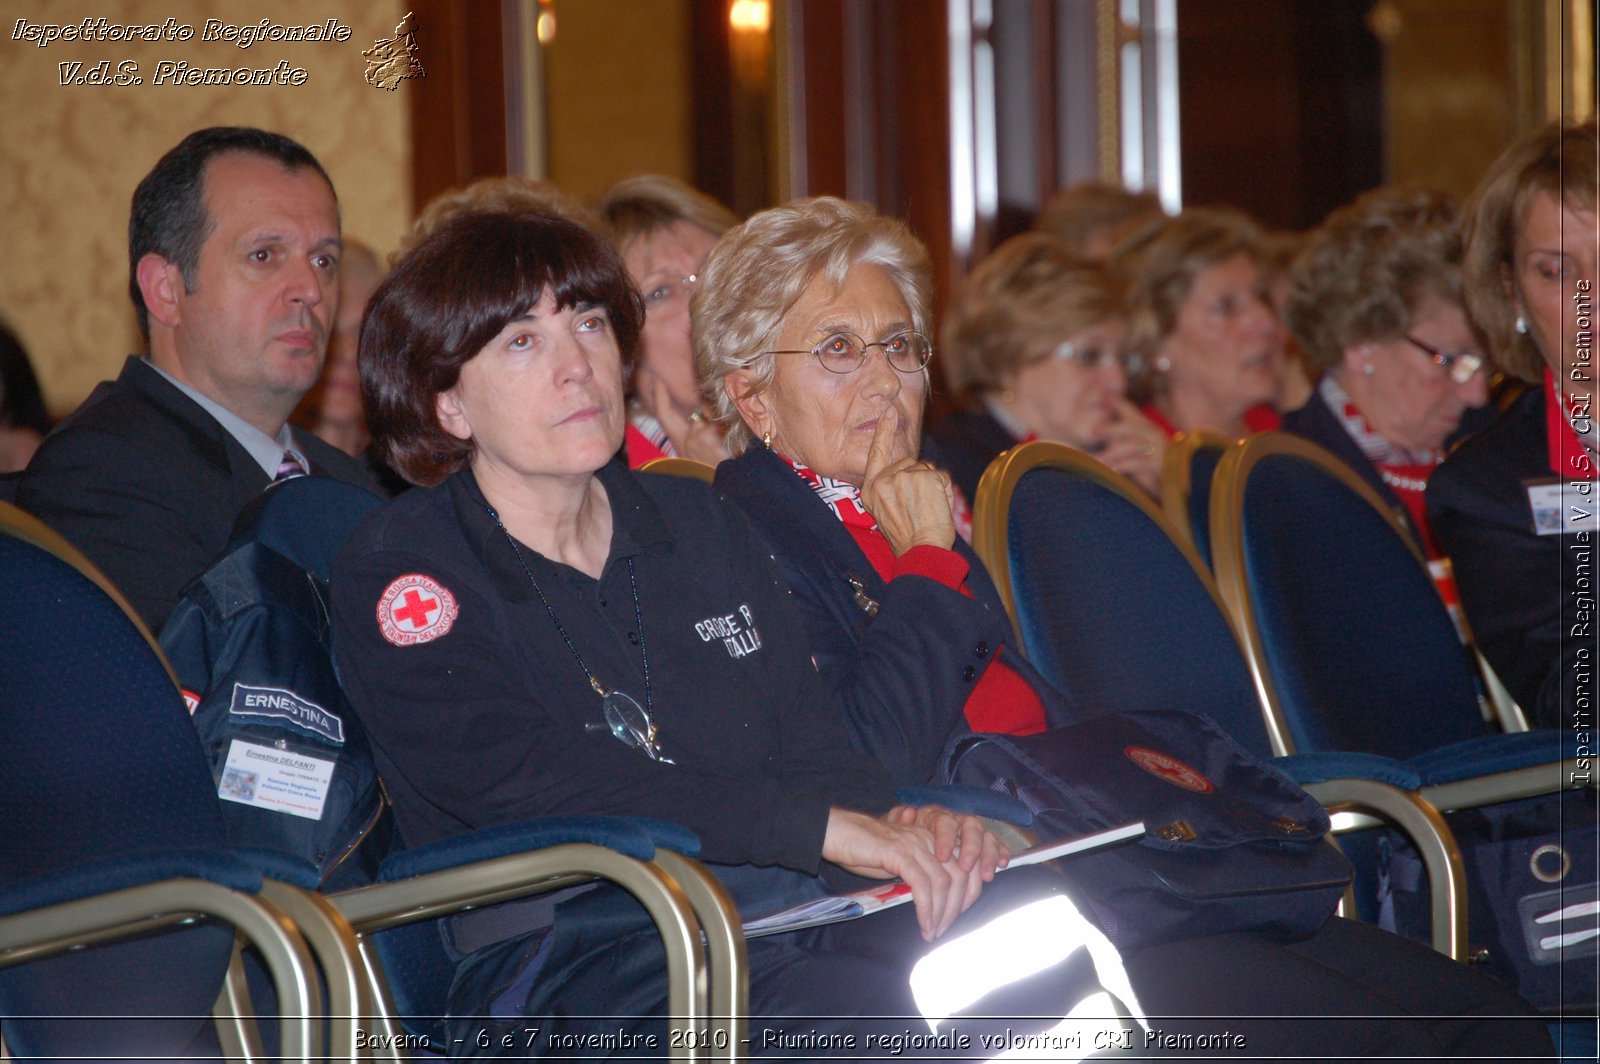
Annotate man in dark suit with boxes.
[18,127,381,633]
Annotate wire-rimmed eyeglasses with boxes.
[1051,339,1132,373]
[585,685,674,764]
[765,331,934,374]
[643,274,697,314]
[1403,333,1485,384]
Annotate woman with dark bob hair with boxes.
[332,207,1140,1053]
[1427,119,1600,728]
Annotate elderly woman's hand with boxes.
[822,805,1009,941]
[1097,395,1168,496]
[860,405,957,555]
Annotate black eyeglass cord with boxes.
[486,506,651,719]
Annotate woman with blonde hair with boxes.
[1427,120,1600,728]
[1034,180,1164,260]
[926,233,1165,501]
[1115,208,1286,439]
[601,174,740,466]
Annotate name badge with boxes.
[218,739,334,821]
[1525,477,1600,536]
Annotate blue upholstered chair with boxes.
[1208,434,1587,796]
[1159,429,1232,567]
[971,441,1471,957]
[1208,433,1596,1014]
[0,501,325,1061]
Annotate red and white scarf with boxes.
[776,451,974,542]
[777,453,879,531]
[1322,375,1443,471]
[628,404,677,459]
[1324,375,1439,501]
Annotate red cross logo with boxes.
[1125,746,1214,794]
[378,574,459,647]
[393,588,439,630]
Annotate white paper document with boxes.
[743,821,1145,938]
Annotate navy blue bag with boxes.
[1380,788,1598,1013]
[161,537,393,890]
[944,708,1352,952]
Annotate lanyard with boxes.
[487,506,667,762]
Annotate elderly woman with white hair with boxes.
[703,196,1552,1060]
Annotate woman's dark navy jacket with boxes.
[715,445,1081,787]
[1427,385,1590,729]
[330,460,895,871]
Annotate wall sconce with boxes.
[729,0,771,35]
[536,0,555,45]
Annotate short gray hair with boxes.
[1285,187,1461,375]
[692,197,932,455]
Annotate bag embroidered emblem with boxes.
[1124,745,1214,794]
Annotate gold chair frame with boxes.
[0,502,328,1062]
[1209,432,1588,798]
[1158,429,1233,558]
[973,441,1473,958]
[641,456,718,483]
[1210,433,1596,946]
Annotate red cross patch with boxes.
[377,573,459,647]
[1124,746,1214,794]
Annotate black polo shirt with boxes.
[330,460,894,871]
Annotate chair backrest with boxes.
[160,476,392,889]
[233,474,388,582]
[973,442,1282,759]
[1160,430,1232,566]
[640,456,717,483]
[1209,433,1490,760]
[0,502,236,1055]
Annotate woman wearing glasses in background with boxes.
[1427,120,1599,730]
[601,175,739,467]
[923,233,1167,504]
[1281,187,1488,557]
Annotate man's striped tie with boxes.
[275,451,308,480]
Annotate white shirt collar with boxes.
[146,359,307,478]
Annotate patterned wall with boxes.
[0,0,412,415]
